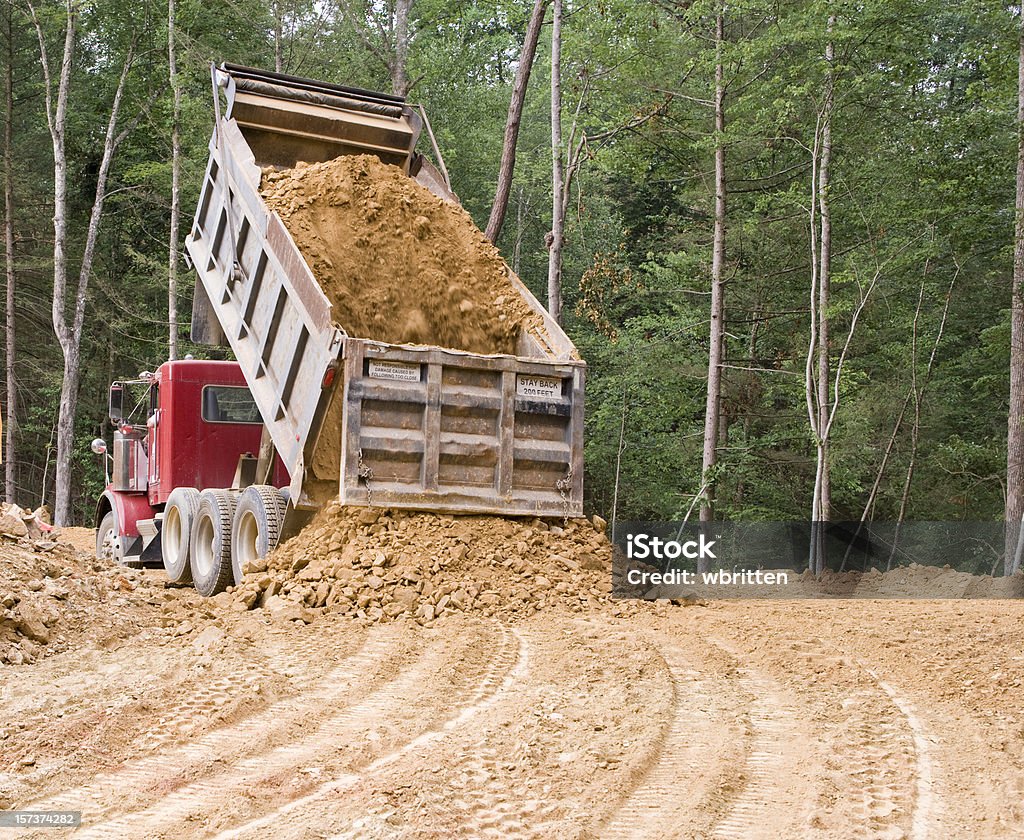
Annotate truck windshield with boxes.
[201,386,261,424]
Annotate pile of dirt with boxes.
[0,533,166,666]
[261,154,545,355]
[226,503,612,626]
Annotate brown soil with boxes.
[2,527,1023,838]
[227,503,612,626]
[261,155,544,355]
[0,532,167,667]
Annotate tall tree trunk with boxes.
[31,0,75,524]
[546,0,564,324]
[1008,10,1024,575]
[817,22,834,527]
[485,0,549,244]
[3,4,15,503]
[168,0,180,360]
[699,8,726,545]
[32,1,135,524]
[809,19,835,574]
[392,0,412,96]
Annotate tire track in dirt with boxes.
[21,626,403,829]
[214,623,528,840]
[70,631,455,839]
[710,667,799,840]
[135,624,351,752]
[781,638,941,839]
[441,740,560,839]
[866,669,940,840]
[599,641,735,840]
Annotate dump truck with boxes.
[94,64,585,596]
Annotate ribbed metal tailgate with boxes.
[330,341,584,517]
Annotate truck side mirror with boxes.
[109,384,124,422]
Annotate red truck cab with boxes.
[95,358,288,567]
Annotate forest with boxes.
[2,0,1023,572]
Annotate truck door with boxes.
[147,382,160,493]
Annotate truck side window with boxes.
[201,386,261,424]
[149,384,159,417]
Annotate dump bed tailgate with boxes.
[327,341,584,517]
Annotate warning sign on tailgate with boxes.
[367,360,421,382]
[516,374,562,399]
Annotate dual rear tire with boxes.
[161,485,288,597]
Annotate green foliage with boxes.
[1,0,1019,528]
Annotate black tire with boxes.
[162,487,201,583]
[231,485,289,585]
[96,510,124,564]
[189,490,237,597]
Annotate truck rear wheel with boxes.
[162,487,201,584]
[190,490,237,597]
[231,485,289,585]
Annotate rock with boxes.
[242,557,268,575]
[357,508,380,525]
[15,608,50,644]
[290,555,311,573]
[393,586,418,608]
[192,625,226,653]
[173,621,193,637]
[264,596,312,624]
[365,575,384,590]
[554,555,580,571]
[0,513,27,537]
[579,553,604,571]
[233,585,259,610]
[43,582,69,600]
[26,580,43,592]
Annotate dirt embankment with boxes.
[225,503,614,626]
[261,154,544,355]
[0,534,164,667]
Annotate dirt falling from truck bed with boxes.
[261,155,544,355]
[228,504,615,626]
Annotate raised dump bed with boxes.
[185,64,584,518]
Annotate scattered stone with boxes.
[192,625,226,654]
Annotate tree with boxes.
[1008,4,1024,575]
[485,0,549,244]
[699,6,726,534]
[168,0,180,360]
[30,0,141,525]
[337,0,417,96]
[3,2,16,502]
[807,13,835,573]
[547,0,564,323]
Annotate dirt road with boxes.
[3,569,1024,840]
